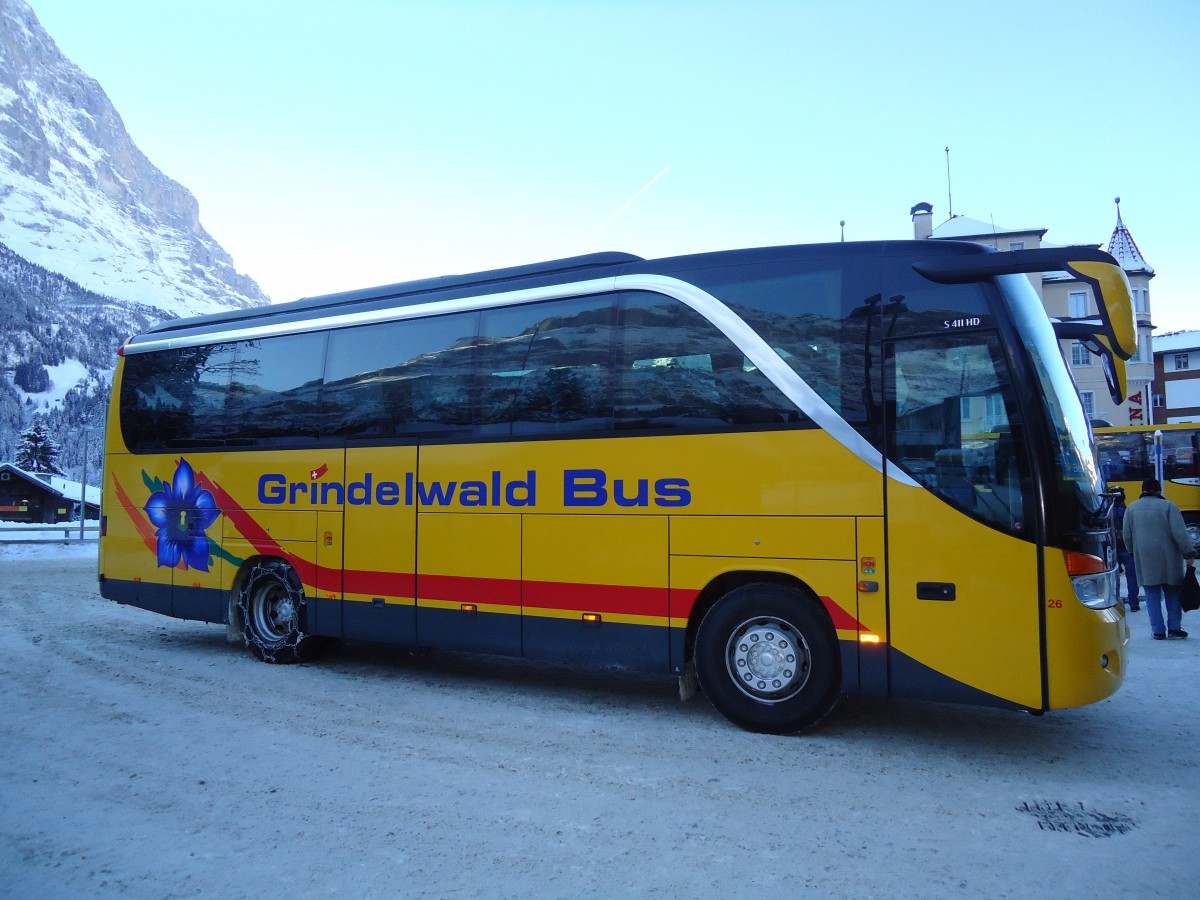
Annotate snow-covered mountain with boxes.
[0,0,268,317]
[0,0,270,482]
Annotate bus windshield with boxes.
[998,273,1105,526]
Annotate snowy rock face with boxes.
[0,0,267,317]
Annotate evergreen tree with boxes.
[15,422,65,475]
[14,361,50,393]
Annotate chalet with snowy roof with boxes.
[0,464,100,524]
[911,198,1155,427]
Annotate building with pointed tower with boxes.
[910,198,1155,426]
[1102,197,1156,424]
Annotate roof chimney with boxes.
[910,202,934,240]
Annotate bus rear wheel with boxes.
[695,583,840,734]
[237,559,322,664]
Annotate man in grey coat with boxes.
[1122,478,1197,640]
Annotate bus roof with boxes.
[124,239,1003,350]
[137,251,643,338]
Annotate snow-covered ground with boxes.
[1,543,1197,898]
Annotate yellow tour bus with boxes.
[1095,423,1200,549]
[98,240,1137,733]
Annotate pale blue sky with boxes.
[23,0,1200,331]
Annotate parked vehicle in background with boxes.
[1096,424,1200,549]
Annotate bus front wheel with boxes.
[695,584,840,734]
[237,560,323,664]
[1185,517,1200,552]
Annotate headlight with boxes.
[1071,570,1119,610]
[1063,550,1119,610]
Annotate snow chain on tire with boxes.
[237,559,311,664]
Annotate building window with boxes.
[1068,291,1088,317]
[985,394,1006,429]
[960,397,973,419]
[1152,393,1164,408]
[1008,241,1025,251]
[1175,353,1191,371]
[1134,288,1150,314]
[1079,391,1095,417]
[1071,341,1092,366]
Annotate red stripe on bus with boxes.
[671,588,701,620]
[111,472,160,555]
[344,569,415,598]
[417,573,521,606]
[524,579,668,616]
[821,596,863,632]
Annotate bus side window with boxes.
[403,327,476,435]
[228,332,327,446]
[1097,441,1124,482]
[324,319,412,436]
[323,313,478,437]
[478,295,617,436]
[120,343,238,451]
[1164,432,1200,481]
[614,291,800,431]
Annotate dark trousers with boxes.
[1118,550,1138,606]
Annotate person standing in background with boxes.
[1111,486,1139,611]
[1122,478,1197,640]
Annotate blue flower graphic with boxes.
[144,458,220,571]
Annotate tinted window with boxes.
[227,332,327,446]
[680,255,997,450]
[477,296,617,436]
[122,272,858,452]
[682,260,876,432]
[888,332,1032,535]
[121,343,236,450]
[1098,429,1200,484]
[615,291,801,431]
[322,312,478,437]
[884,257,995,338]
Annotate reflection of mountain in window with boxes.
[228,333,327,444]
[124,286,839,450]
[615,293,800,430]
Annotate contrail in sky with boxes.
[590,164,672,237]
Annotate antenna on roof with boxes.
[945,146,953,218]
[840,220,845,242]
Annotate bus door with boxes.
[341,446,418,646]
[414,444,523,656]
[517,440,671,673]
[882,332,1043,710]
